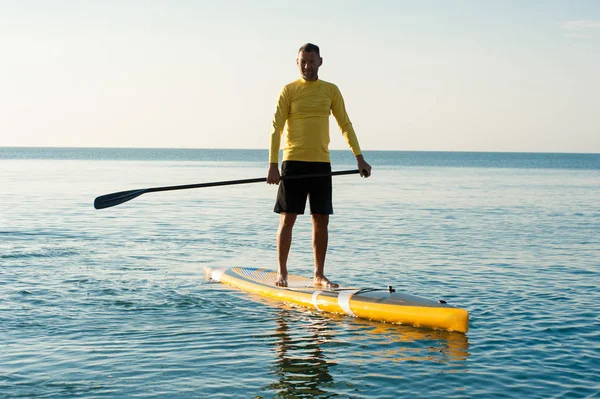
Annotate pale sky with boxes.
[1,0,599,153]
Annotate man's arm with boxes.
[331,85,361,157]
[331,86,371,177]
[267,86,290,184]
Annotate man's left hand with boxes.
[356,155,372,178]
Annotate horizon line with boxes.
[0,145,599,156]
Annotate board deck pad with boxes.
[236,268,315,288]
[206,267,469,333]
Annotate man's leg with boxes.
[276,212,297,287]
[312,214,338,288]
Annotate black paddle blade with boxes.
[94,189,148,210]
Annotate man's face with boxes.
[297,51,322,81]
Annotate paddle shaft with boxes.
[94,169,362,210]
[149,169,361,192]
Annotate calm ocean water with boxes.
[1,147,599,399]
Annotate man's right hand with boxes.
[267,163,280,184]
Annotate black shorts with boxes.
[274,161,333,215]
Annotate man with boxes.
[267,43,371,288]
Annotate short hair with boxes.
[298,43,320,56]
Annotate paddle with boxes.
[94,169,362,210]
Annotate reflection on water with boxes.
[265,309,337,398]
[349,319,471,365]
[261,305,470,398]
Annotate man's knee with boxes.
[312,214,329,228]
[280,212,297,229]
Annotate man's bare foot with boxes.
[314,276,339,289]
[275,274,288,287]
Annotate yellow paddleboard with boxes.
[205,267,469,333]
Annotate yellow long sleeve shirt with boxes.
[269,78,362,163]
